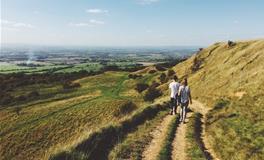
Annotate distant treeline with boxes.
[0,64,146,107]
[156,57,188,68]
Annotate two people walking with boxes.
[169,76,192,123]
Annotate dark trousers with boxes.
[170,97,178,114]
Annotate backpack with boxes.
[179,86,189,103]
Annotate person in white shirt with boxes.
[178,78,192,123]
[169,76,180,115]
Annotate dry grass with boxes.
[0,71,150,160]
[166,39,264,159]
[108,110,168,160]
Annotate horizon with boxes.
[1,0,264,46]
[1,42,203,48]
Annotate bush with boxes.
[149,81,160,89]
[167,69,176,77]
[135,83,149,93]
[148,70,157,74]
[214,99,230,110]
[103,65,119,71]
[159,73,167,83]
[155,65,167,71]
[128,74,142,79]
[143,88,162,102]
[113,101,137,117]
[227,40,236,47]
[191,57,203,72]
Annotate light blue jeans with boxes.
[180,102,189,122]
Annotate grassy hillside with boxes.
[169,39,264,159]
[1,39,263,160]
[0,70,162,160]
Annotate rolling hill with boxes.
[167,39,264,159]
[1,39,263,160]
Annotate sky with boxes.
[1,0,264,46]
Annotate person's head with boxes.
[181,78,188,86]
[173,75,178,82]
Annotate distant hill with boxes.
[169,39,264,159]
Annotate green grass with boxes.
[157,114,179,160]
[107,61,137,69]
[206,98,264,160]
[0,62,29,71]
[139,72,160,84]
[0,62,68,74]
[0,61,138,74]
[54,63,102,73]
[0,71,150,160]
[185,113,206,160]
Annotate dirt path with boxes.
[171,112,193,160]
[142,114,174,160]
[190,100,220,160]
[142,100,219,160]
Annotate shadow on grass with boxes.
[193,113,213,160]
[50,102,169,160]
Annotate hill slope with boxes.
[170,39,264,159]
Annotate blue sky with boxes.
[1,0,264,46]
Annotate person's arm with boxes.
[189,88,192,104]
[169,83,171,96]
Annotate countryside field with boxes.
[1,40,263,160]
[2,0,264,159]
[0,68,165,159]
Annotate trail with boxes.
[171,112,193,160]
[142,114,174,160]
[141,100,219,160]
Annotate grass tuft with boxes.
[157,114,179,160]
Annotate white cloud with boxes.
[86,9,108,14]
[69,22,92,27]
[1,27,20,32]
[138,0,159,5]
[0,19,35,29]
[13,23,35,28]
[146,29,153,33]
[69,19,105,27]
[89,19,105,25]
[0,19,14,24]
